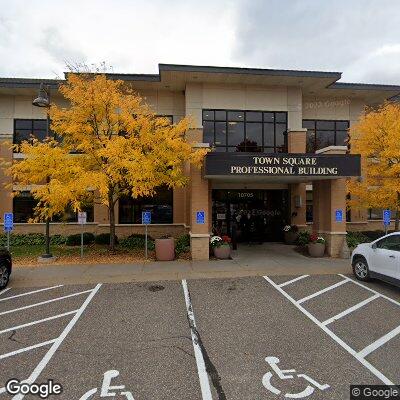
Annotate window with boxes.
[13,192,38,222]
[202,110,287,153]
[302,120,349,153]
[13,191,94,223]
[306,190,313,222]
[376,234,400,251]
[368,208,396,220]
[14,119,52,148]
[119,187,173,224]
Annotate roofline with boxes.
[329,82,400,91]
[158,63,342,79]
[0,78,61,89]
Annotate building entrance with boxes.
[212,189,289,243]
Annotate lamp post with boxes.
[32,84,53,258]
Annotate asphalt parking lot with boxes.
[0,274,399,399]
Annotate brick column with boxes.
[288,129,307,228]
[0,140,13,223]
[313,146,348,257]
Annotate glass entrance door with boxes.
[212,190,289,243]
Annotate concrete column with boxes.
[0,140,13,223]
[173,187,185,223]
[287,128,307,153]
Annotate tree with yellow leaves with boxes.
[347,101,400,230]
[5,74,207,250]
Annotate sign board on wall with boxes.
[335,209,343,222]
[196,211,205,224]
[204,153,361,178]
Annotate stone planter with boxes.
[213,244,231,259]
[308,242,325,257]
[155,238,175,261]
[284,231,298,245]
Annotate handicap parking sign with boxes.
[335,209,343,222]
[142,211,151,225]
[383,209,391,226]
[3,213,13,232]
[196,211,205,224]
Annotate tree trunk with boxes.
[109,201,116,252]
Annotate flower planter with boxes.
[213,244,231,259]
[284,231,298,245]
[308,242,325,257]
[155,238,175,261]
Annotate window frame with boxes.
[13,118,51,148]
[202,109,287,153]
[302,119,349,153]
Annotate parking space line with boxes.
[0,339,56,361]
[264,276,395,385]
[0,289,92,316]
[321,294,380,326]
[297,278,350,304]
[0,310,79,335]
[278,275,309,288]
[338,274,400,307]
[358,324,400,358]
[0,285,63,302]
[0,288,11,297]
[9,283,102,400]
[181,279,213,400]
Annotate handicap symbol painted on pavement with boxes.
[80,370,135,399]
[262,356,330,398]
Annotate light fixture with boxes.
[32,83,50,107]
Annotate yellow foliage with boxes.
[347,101,400,211]
[3,74,208,224]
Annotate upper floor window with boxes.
[203,110,287,153]
[302,119,349,153]
[14,119,49,148]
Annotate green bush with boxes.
[94,233,119,245]
[0,233,47,246]
[50,234,67,245]
[297,231,310,246]
[359,230,389,241]
[66,232,95,246]
[120,234,155,250]
[346,231,371,248]
[175,234,190,255]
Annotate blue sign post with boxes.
[3,213,13,251]
[383,209,391,234]
[142,211,151,259]
[335,209,343,223]
[196,211,205,224]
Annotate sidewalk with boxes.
[9,243,351,288]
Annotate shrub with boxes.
[50,234,67,245]
[359,230,388,241]
[297,231,310,246]
[0,233,46,246]
[66,232,95,246]
[94,233,119,245]
[346,231,371,248]
[120,234,154,250]
[175,234,190,255]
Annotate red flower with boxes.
[221,235,231,243]
[309,233,318,243]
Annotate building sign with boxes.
[383,209,391,226]
[78,212,87,225]
[3,213,13,232]
[142,211,151,225]
[204,153,361,178]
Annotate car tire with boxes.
[352,256,371,281]
[0,262,10,290]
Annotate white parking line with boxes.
[0,339,56,360]
[321,294,380,326]
[0,289,92,316]
[181,279,213,400]
[0,285,63,302]
[0,310,79,335]
[264,276,395,385]
[358,324,400,358]
[278,275,309,288]
[297,278,350,304]
[0,287,11,297]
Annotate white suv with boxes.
[351,232,400,286]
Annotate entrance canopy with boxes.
[204,152,361,183]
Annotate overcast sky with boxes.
[1,0,400,84]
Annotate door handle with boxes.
[389,255,396,258]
